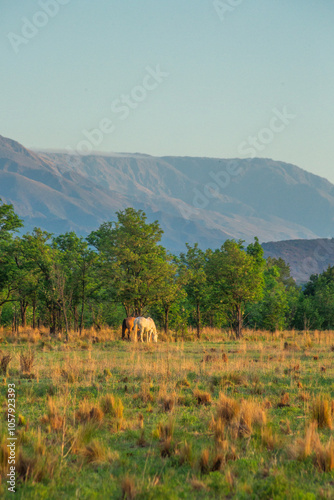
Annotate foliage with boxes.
[206,239,265,337]
[1,204,334,334]
[0,332,333,498]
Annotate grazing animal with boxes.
[133,317,158,342]
[122,316,136,340]
[146,317,158,342]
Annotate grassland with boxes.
[0,327,334,499]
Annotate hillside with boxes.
[262,238,334,284]
[1,135,334,268]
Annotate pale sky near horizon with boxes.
[1,1,333,182]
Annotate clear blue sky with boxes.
[1,0,333,181]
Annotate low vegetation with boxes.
[2,202,334,343]
[0,327,334,498]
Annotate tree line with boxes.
[1,200,334,338]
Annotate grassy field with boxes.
[0,327,334,499]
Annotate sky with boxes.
[1,0,334,182]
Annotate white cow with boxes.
[133,317,158,342]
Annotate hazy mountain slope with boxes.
[262,238,334,284]
[1,135,334,256]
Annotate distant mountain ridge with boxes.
[262,238,334,284]
[0,134,334,282]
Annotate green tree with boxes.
[246,266,288,331]
[0,201,23,314]
[267,257,296,289]
[206,239,265,337]
[180,243,208,339]
[247,256,298,331]
[88,208,171,316]
[19,229,61,334]
[53,233,98,335]
[0,199,23,239]
[157,258,188,334]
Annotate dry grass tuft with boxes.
[238,400,266,437]
[176,378,190,388]
[189,477,208,491]
[261,426,280,450]
[137,413,144,429]
[134,384,154,404]
[18,414,26,427]
[0,353,11,375]
[154,417,174,442]
[211,416,225,445]
[89,406,104,423]
[299,391,310,402]
[40,396,63,431]
[16,450,36,481]
[217,394,240,423]
[288,422,320,460]
[76,399,91,423]
[136,429,147,448]
[277,393,290,408]
[0,436,10,475]
[211,451,224,471]
[16,447,56,483]
[280,419,292,435]
[160,436,173,457]
[121,476,137,499]
[20,348,35,375]
[100,394,124,419]
[162,395,175,412]
[199,448,210,474]
[178,441,193,466]
[225,469,235,489]
[193,389,211,405]
[76,400,104,425]
[82,439,111,464]
[289,422,334,472]
[198,447,225,474]
[216,394,266,438]
[99,394,115,414]
[315,438,334,472]
[312,395,332,429]
[262,398,272,409]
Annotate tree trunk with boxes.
[134,305,142,317]
[50,306,56,335]
[123,303,131,317]
[196,302,201,340]
[12,309,15,334]
[63,306,69,342]
[32,299,36,329]
[164,305,170,334]
[20,300,27,328]
[56,306,62,333]
[73,305,78,332]
[235,304,243,338]
[79,282,86,335]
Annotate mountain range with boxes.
[0,134,334,282]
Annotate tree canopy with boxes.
[1,204,333,338]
